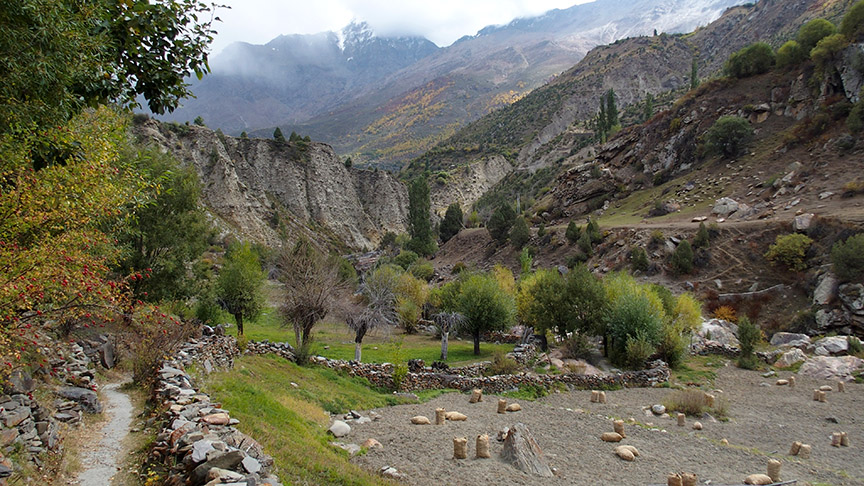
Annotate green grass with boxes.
[203,354,407,485]
[233,309,512,367]
[671,354,725,385]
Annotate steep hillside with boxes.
[133,119,408,250]
[414,0,852,215]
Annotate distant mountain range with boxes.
[154,0,749,168]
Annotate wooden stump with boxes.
[497,399,508,414]
[453,437,468,459]
[469,388,483,403]
[476,434,491,458]
[767,459,781,482]
[500,423,553,478]
[435,408,446,425]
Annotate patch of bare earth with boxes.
[350,366,862,485]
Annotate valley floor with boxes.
[351,364,863,485]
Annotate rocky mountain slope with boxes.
[154,0,746,169]
[414,0,852,216]
[134,119,408,250]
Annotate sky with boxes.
[209,0,593,54]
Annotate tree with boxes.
[643,93,655,122]
[347,269,398,362]
[193,116,205,126]
[273,127,286,142]
[432,311,465,361]
[565,221,581,244]
[116,146,211,302]
[344,157,353,168]
[440,203,464,243]
[277,238,347,349]
[407,177,436,256]
[671,240,694,275]
[765,233,813,272]
[797,18,837,52]
[606,89,620,134]
[604,285,665,366]
[487,202,516,244]
[831,233,864,281]
[725,42,775,78]
[704,116,754,158]
[586,218,602,243]
[736,316,760,369]
[517,265,606,340]
[690,57,700,90]
[0,0,220,134]
[776,40,805,68]
[810,34,848,72]
[457,272,515,355]
[510,216,531,250]
[240,131,248,138]
[216,242,265,336]
[841,0,864,40]
[693,221,710,248]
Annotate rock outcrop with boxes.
[135,120,408,249]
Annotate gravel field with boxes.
[348,364,863,485]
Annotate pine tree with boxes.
[510,216,531,250]
[597,95,609,141]
[606,89,619,131]
[690,57,700,90]
[273,127,285,142]
[488,203,516,244]
[240,131,248,138]
[565,221,581,244]
[643,93,654,122]
[439,203,464,243]
[407,177,435,256]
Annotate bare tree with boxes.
[346,267,399,362]
[276,238,347,351]
[433,311,465,361]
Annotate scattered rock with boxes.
[775,349,807,368]
[651,404,666,415]
[56,387,102,414]
[692,422,703,430]
[776,379,789,386]
[770,332,811,348]
[361,438,383,450]
[813,273,839,306]
[501,423,553,478]
[380,466,406,480]
[328,420,351,437]
[838,284,864,315]
[712,198,739,217]
[798,356,864,381]
[813,336,850,356]
[793,213,814,231]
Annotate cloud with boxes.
[210,0,588,54]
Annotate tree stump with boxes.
[470,389,483,403]
[500,423,553,478]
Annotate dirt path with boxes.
[75,382,135,486]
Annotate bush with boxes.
[606,290,664,367]
[810,34,848,72]
[624,332,656,369]
[452,262,466,275]
[510,216,531,249]
[393,250,419,270]
[565,221,581,244]
[849,336,863,355]
[831,233,864,281]
[693,222,710,248]
[391,363,408,391]
[663,389,717,417]
[658,325,689,369]
[725,42,775,78]
[578,230,593,257]
[797,18,837,52]
[487,351,521,376]
[561,333,594,361]
[236,334,249,352]
[409,261,435,281]
[713,305,737,323]
[737,316,761,369]
[776,40,806,68]
[765,233,813,271]
[848,102,864,133]
[704,116,754,158]
[537,223,547,238]
[586,218,602,243]
[671,240,694,275]
[841,0,864,40]
[631,247,649,272]
[488,203,516,244]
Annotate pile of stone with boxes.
[148,358,282,486]
[245,341,295,362]
[172,335,240,373]
[812,271,864,335]
[75,335,117,370]
[0,392,61,464]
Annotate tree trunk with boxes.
[236,314,244,336]
[473,331,480,355]
[440,331,449,361]
[354,342,362,362]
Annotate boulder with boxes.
[7,370,34,395]
[798,356,864,381]
[191,450,245,484]
[744,473,774,485]
[839,284,864,315]
[328,420,351,437]
[813,273,838,306]
[774,348,807,368]
[651,404,666,415]
[712,198,739,217]
[99,341,115,369]
[501,423,553,478]
[56,387,102,414]
[813,336,849,355]
[793,213,814,232]
[770,332,811,348]
[697,319,739,347]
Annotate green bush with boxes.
[671,240,694,275]
[810,34,848,72]
[831,233,864,281]
[510,216,531,249]
[561,333,594,361]
[725,42,775,78]
[586,218,602,243]
[606,291,664,367]
[393,250,419,270]
[797,18,837,52]
[624,332,656,369]
[765,233,813,271]
[391,363,408,391]
[693,221,710,248]
[704,116,754,158]
[566,221,581,244]
[849,336,863,355]
[841,0,864,40]
[848,102,864,133]
[537,223,547,238]
[737,316,761,369]
[487,350,521,375]
[658,325,688,369]
[487,203,516,244]
[776,40,806,68]
[409,261,435,281]
[631,247,650,272]
[578,230,593,257]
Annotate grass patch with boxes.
[662,388,728,419]
[415,389,460,402]
[203,354,408,485]
[671,355,724,386]
[501,382,567,401]
[233,310,511,367]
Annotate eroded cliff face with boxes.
[429,155,513,217]
[135,120,408,249]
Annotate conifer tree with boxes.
[407,177,436,256]
[273,127,286,142]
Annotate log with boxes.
[500,423,553,478]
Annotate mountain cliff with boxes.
[133,119,408,250]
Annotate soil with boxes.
[351,365,863,485]
[74,382,135,486]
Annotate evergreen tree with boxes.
[439,203,464,243]
[487,203,516,244]
[344,157,353,168]
[606,89,619,132]
[643,93,654,122]
[407,177,436,256]
[693,222,710,248]
[597,95,609,141]
[273,127,286,142]
[565,221,581,244]
[671,240,694,275]
[690,57,700,90]
[240,131,248,138]
[510,216,531,250]
[193,116,205,126]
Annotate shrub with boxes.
[831,233,864,281]
[725,42,775,78]
[631,247,650,272]
[561,333,594,361]
[737,316,761,369]
[848,102,864,133]
[566,221,581,243]
[849,336,863,355]
[797,18,837,52]
[393,250,419,270]
[586,218,602,243]
[713,305,737,323]
[776,40,806,68]
[606,289,664,367]
[452,262,466,274]
[841,0,864,40]
[409,261,435,281]
[658,325,689,369]
[391,363,408,391]
[537,223,547,238]
[624,332,656,369]
[487,351,521,375]
[439,203,463,243]
[671,240,694,275]
[704,116,754,158]
[765,233,813,271]
[236,334,249,352]
[810,34,848,72]
[663,389,720,417]
[510,216,531,249]
[650,230,665,245]
[693,222,710,248]
[578,230,593,257]
[488,203,516,244]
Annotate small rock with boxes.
[201,412,230,425]
[692,422,703,430]
[651,404,666,415]
[776,379,789,386]
[328,420,351,437]
[361,438,383,449]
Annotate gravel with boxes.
[347,364,863,485]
